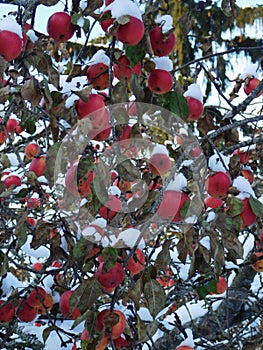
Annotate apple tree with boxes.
[0,0,263,349]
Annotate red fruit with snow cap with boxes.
[149,26,176,56]
[148,69,173,95]
[205,172,231,198]
[47,12,74,43]
[116,16,144,46]
[157,190,189,222]
[186,96,204,121]
[0,31,23,61]
[87,63,109,90]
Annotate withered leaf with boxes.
[21,77,43,107]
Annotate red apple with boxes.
[116,16,144,46]
[204,196,224,209]
[47,12,75,43]
[205,172,231,198]
[98,194,122,220]
[148,69,173,95]
[0,30,23,61]
[26,197,41,208]
[76,94,106,120]
[240,168,254,184]
[240,197,257,228]
[6,118,19,133]
[0,300,15,323]
[126,248,145,276]
[32,262,43,271]
[149,26,176,56]
[59,290,81,320]
[25,143,39,159]
[189,147,202,158]
[29,156,46,177]
[216,276,227,294]
[17,300,38,322]
[233,149,250,164]
[114,336,130,348]
[185,96,204,121]
[95,262,125,289]
[148,153,171,176]
[244,77,263,97]
[157,190,189,222]
[113,55,141,82]
[27,286,47,307]
[0,129,7,144]
[96,309,126,339]
[4,175,21,189]
[87,63,109,90]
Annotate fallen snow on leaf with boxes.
[183,83,203,103]
[233,176,255,197]
[21,236,50,259]
[208,153,230,172]
[0,15,22,38]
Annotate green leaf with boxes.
[196,278,217,299]
[158,91,189,120]
[101,247,118,268]
[249,196,263,217]
[144,279,166,317]
[77,156,95,180]
[226,196,244,217]
[42,326,58,343]
[73,237,93,258]
[69,277,102,316]
[126,44,145,67]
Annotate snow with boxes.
[233,175,255,197]
[199,236,210,250]
[240,63,259,79]
[21,236,50,259]
[183,83,203,103]
[108,185,121,197]
[151,143,169,156]
[87,49,110,66]
[206,211,216,222]
[166,172,188,191]
[156,14,174,33]
[26,29,38,43]
[0,15,22,38]
[208,153,230,172]
[105,0,143,21]
[153,57,173,71]
[115,228,145,248]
